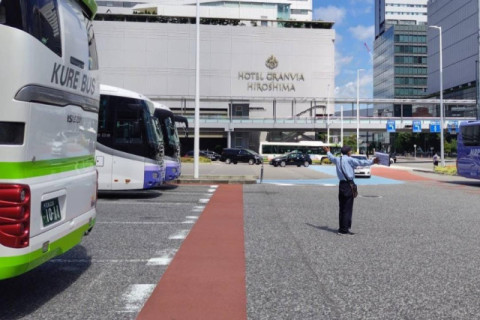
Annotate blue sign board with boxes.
[430,122,441,133]
[386,120,396,133]
[412,120,422,133]
[448,121,459,134]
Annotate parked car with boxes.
[202,150,220,160]
[220,148,262,165]
[184,150,220,160]
[351,155,371,178]
[270,152,312,167]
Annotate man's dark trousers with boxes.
[338,180,354,233]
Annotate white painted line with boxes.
[96,221,184,225]
[203,193,213,197]
[199,198,210,203]
[98,201,190,206]
[210,185,219,188]
[147,249,177,266]
[181,220,195,224]
[207,188,216,193]
[168,229,190,239]
[49,258,149,264]
[120,284,156,313]
[181,215,198,224]
[192,205,205,212]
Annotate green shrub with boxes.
[180,156,211,163]
[434,165,457,175]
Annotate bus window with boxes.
[460,125,480,146]
[0,122,25,145]
[0,0,62,56]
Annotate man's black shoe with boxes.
[337,231,355,235]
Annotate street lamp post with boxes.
[194,0,200,178]
[356,69,365,154]
[430,25,445,166]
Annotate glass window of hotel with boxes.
[0,0,61,56]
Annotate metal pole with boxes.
[356,69,364,154]
[340,105,344,147]
[439,27,445,166]
[430,25,445,167]
[327,84,331,143]
[194,0,200,178]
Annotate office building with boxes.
[427,0,478,117]
[374,0,428,117]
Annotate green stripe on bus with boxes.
[0,220,95,280]
[0,155,95,179]
[82,0,98,18]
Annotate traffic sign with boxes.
[386,120,396,132]
[448,121,458,134]
[412,120,422,133]
[430,121,441,133]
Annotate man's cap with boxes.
[341,146,351,155]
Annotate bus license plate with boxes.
[41,198,62,227]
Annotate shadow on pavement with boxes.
[98,189,162,199]
[305,223,338,234]
[443,180,480,187]
[0,246,91,319]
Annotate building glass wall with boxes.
[374,24,428,116]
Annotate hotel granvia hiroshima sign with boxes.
[237,55,305,92]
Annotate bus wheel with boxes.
[226,158,231,164]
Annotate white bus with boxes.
[0,0,99,279]
[259,141,340,162]
[95,85,165,190]
[153,103,188,182]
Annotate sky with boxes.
[312,0,375,101]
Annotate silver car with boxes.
[351,155,371,178]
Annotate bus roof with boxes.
[100,84,150,101]
[81,0,98,19]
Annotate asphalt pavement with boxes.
[2,161,480,319]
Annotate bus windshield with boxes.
[98,95,163,161]
[457,121,480,180]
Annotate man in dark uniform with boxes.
[323,146,379,235]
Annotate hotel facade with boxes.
[93,1,335,151]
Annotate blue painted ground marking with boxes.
[260,166,403,186]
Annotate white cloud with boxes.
[348,25,374,42]
[335,72,372,99]
[314,6,346,25]
[335,52,353,77]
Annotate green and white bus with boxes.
[0,0,99,279]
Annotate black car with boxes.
[269,152,312,167]
[220,148,262,165]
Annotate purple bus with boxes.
[457,121,480,179]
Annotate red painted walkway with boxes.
[372,167,432,181]
[137,184,247,320]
